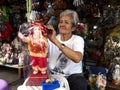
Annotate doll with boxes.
[18,21,48,74]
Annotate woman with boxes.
[47,9,88,90]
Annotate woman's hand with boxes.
[18,32,28,42]
[18,32,24,39]
[46,24,57,43]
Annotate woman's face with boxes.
[58,15,75,35]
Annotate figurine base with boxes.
[26,71,48,86]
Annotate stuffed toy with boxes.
[18,21,48,74]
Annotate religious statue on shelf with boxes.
[18,21,48,74]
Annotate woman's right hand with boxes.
[46,24,57,43]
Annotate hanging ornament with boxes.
[77,22,85,31]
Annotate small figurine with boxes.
[18,51,25,66]
[18,21,48,74]
[0,43,14,64]
[112,64,120,85]
[96,73,107,89]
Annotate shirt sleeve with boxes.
[73,36,85,55]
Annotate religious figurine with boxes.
[112,64,120,85]
[18,51,25,66]
[96,73,107,90]
[18,21,48,74]
[0,43,14,64]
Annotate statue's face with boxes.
[33,26,40,34]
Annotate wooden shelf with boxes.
[106,82,120,90]
[0,64,29,78]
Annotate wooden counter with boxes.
[0,64,28,78]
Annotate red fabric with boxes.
[2,30,10,40]
[3,22,13,32]
[29,41,47,54]
[0,22,13,40]
[30,56,47,68]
